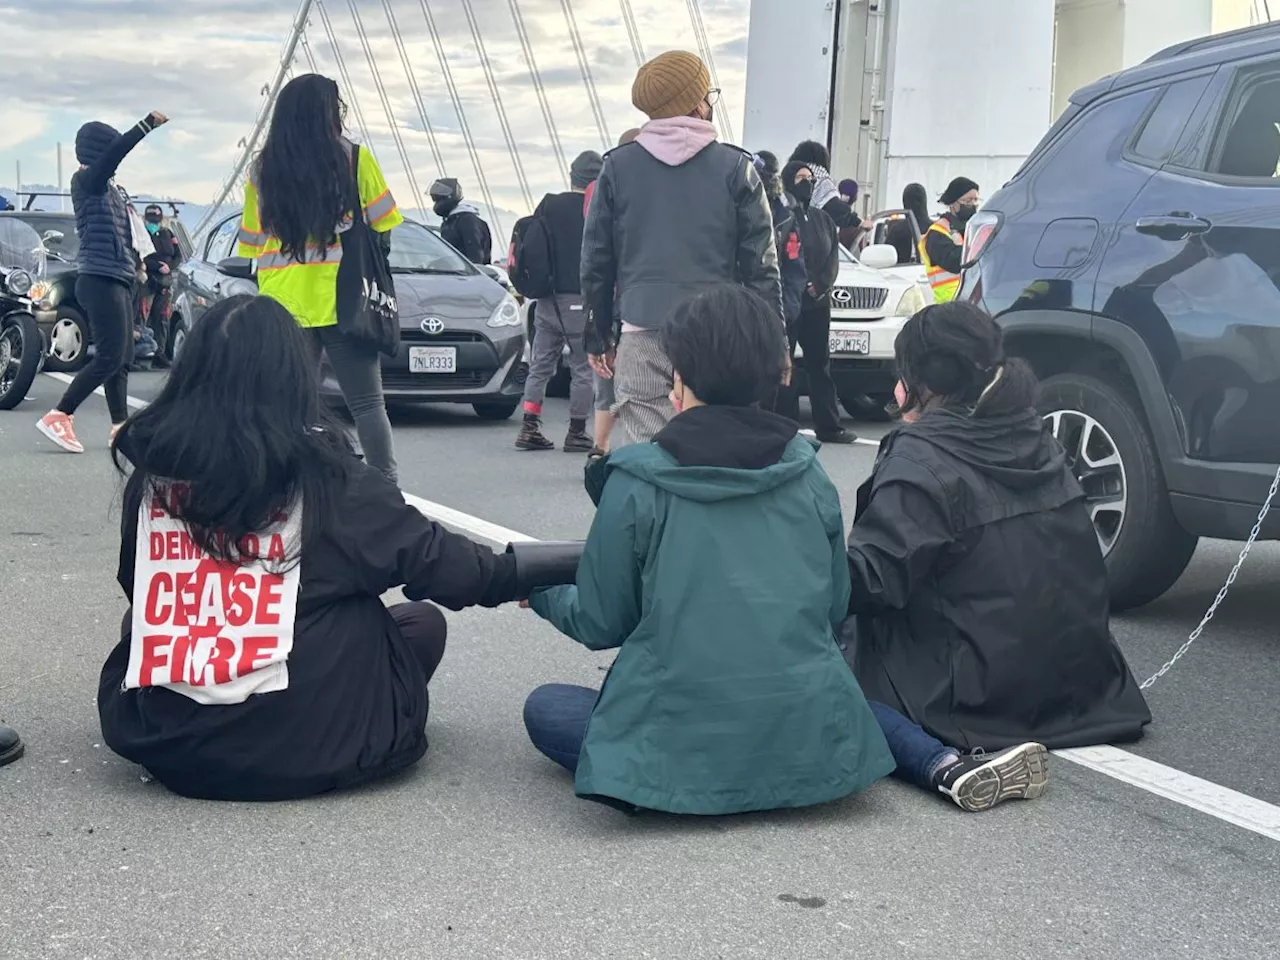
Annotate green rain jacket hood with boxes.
[532,406,893,815]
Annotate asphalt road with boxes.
[2,371,1278,960]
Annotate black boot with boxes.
[516,414,555,451]
[0,723,24,767]
[563,418,594,453]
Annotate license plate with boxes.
[409,346,457,373]
[829,331,870,355]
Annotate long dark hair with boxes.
[113,295,354,566]
[257,74,351,262]
[894,301,1037,419]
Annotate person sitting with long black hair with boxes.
[237,73,403,483]
[843,301,1151,812]
[100,295,521,801]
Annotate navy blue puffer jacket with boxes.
[72,117,157,286]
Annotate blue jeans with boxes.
[523,683,598,773]
[869,702,956,791]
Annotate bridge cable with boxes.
[559,0,612,148]
[459,0,535,212]
[195,0,314,236]
[684,0,735,143]
[380,0,448,179]
[300,28,321,73]
[314,0,373,147]
[508,0,569,188]
[618,0,647,67]
[416,0,505,242]
[346,0,427,217]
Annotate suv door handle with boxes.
[1135,214,1212,240]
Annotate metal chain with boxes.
[1139,462,1280,689]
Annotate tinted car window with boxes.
[1131,76,1211,165]
[1212,74,1280,178]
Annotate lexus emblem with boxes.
[421,317,445,335]
[831,288,852,304]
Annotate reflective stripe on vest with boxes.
[919,220,962,303]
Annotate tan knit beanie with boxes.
[632,51,711,121]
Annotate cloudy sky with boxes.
[0,0,750,233]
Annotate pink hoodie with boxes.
[635,116,719,166]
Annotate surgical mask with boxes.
[791,180,814,206]
[953,203,977,224]
[145,221,160,235]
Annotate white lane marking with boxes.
[798,427,879,447]
[1055,746,1280,842]
[43,372,146,410]
[60,379,1279,842]
[402,491,535,544]
[404,496,1280,845]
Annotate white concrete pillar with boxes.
[742,0,838,154]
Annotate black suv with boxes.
[961,22,1280,610]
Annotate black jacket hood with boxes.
[76,121,120,165]
[655,405,798,470]
[896,406,1067,492]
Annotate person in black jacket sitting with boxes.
[100,294,529,801]
[842,301,1151,811]
[774,160,855,444]
[430,178,492,265]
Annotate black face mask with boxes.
[433,198,457,218]
[953,203,977,224]
[791,180,814,206]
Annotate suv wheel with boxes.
[44,306,89,373]
[1039,373,1197,611]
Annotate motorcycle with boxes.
[0,218,47,410]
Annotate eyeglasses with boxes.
[706,88,721,106]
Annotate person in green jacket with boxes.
[522,285,894,815]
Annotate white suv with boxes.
[798,242,929,420]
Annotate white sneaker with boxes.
[37,410,84,454]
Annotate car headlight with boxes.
[6,270,33,298]
[893,284,927,318]
[486,295,521,328]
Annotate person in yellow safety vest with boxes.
[919,177,980,303]
[237,74,404,483]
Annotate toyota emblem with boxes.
[421,317,445,335]
[831,288,852,304]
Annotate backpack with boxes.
[508,212,557,300]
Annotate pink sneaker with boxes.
[37,410,85,454]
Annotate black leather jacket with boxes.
[581,141,782,352]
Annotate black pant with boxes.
[57,274,134,423]
[390,601,447,684]
[775,296,841,437]
[147,284,172,358]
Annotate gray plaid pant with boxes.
[611,328,674,449]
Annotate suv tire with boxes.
[1038,372,1197,611]
[44,305,89,373]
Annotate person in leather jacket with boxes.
[580,50,781,449]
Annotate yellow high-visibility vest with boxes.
[918,218,963,303]
[237,142,403,329]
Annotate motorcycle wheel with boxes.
[0,313,42,411]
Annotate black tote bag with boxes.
[335,145,400,356]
